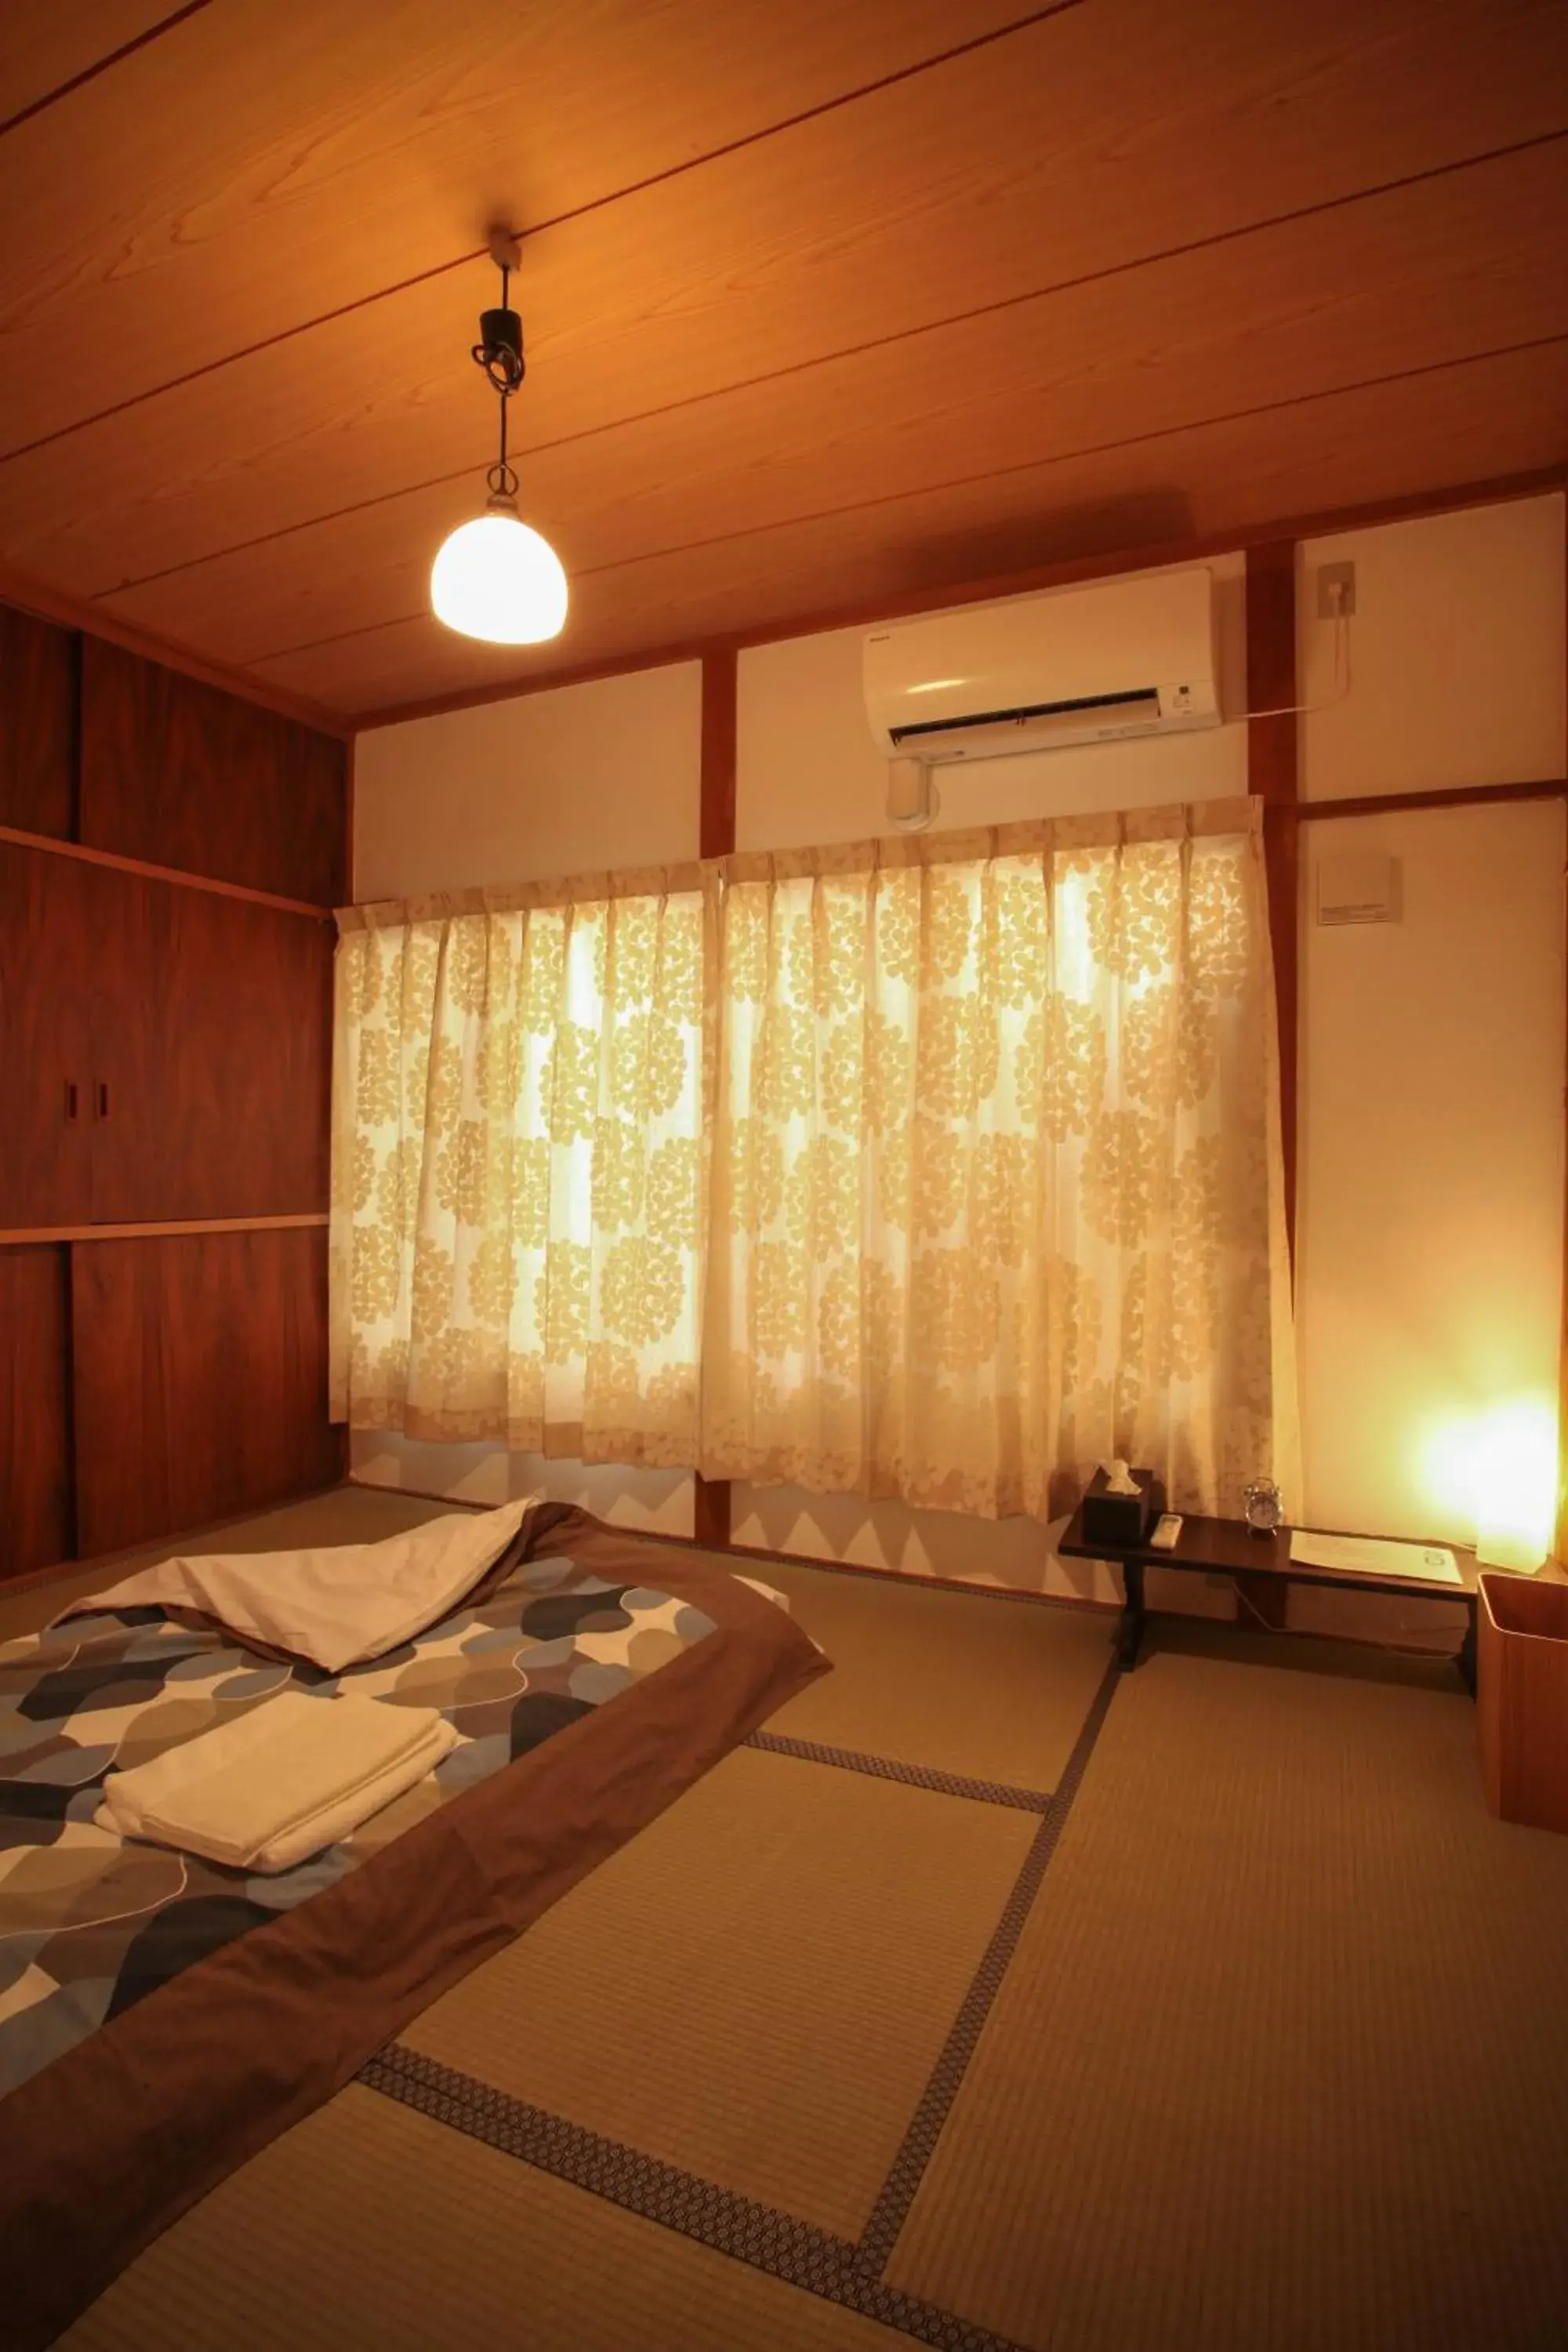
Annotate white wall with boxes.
[1299,499,1566,802]
[1296,799,1565,1546]
[354,659,702,901]
[1294,494,1566,1570]
[736,557,1247,851]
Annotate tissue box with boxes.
[1079,1467,1163,1549]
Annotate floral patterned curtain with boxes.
[330,869,706,1467]
[700,802,1298,1519]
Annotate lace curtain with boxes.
[701,802,1298,1519]
[330,869,707,1466]
[331,802,1298,1519]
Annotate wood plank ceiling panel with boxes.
[253,342,1568,713]
[103,141,1568,666]
[0,1,181,127]
[0,0,1034,451]
[3,0,1564,615]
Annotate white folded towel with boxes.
[96,1691,457,1875]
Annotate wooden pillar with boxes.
[694,648,738,1550]
[1246,539,1301,1252]
[1244,543,1301,1627]
[699,648,737,860]
[1559,504,1568,1566]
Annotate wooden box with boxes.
[1477,1573,1568,1835]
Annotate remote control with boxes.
[1150,1512,1183,1550]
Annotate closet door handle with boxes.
[95,1080,111,1121]
[64,1080,79,1122]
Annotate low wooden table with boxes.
[1057,1505,1481,1691]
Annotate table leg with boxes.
[1457,1600,1477,1697]
[1117,1558,1146,1668]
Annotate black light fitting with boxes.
[473,227,525,504]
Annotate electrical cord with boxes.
[1228,1573,1468,1661]
[1241,581,1353,720]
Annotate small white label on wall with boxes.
[1316,851,1398,925]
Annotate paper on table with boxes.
[1288,1530,1463,1585]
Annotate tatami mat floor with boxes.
[23,1487,1568,2350]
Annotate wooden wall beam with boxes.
[1244,538,1300,1632]
[699,648,739,861]
[1298,776,1566,822]
[0,1214,328,1247]
[694,646,739,1548]
[1559,497,1568,1567]
[345,728,358,905]
[1246,539,1301,1247]
[0,822,335,920]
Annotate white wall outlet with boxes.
[1316,561,1356,619]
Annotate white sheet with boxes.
[62,1496,537,1671]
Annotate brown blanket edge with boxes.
[0,1508,828,2352]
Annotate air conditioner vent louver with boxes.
[865,570,1221,768]
[889,687,1162,746]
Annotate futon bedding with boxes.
[0,1504,826,2352]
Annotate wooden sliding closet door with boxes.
[3,597,348,1576]
[0,603,75,840]
[89,877,333,1224]
[0,1246,73,1579]
[79,639,346,905]
[71,1227,342,1557]
[0,844,103,1227]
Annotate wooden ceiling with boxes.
[0,0,1564,729]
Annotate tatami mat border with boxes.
[362,1651,1122,2345]
[855,1653,1123,2271]
[360,2045,1029,2352]
[745,1730,1054,1813]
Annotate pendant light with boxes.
[431,230,568,645]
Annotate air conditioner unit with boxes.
[863,568,1221,768]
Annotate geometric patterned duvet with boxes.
[0,1552,714,2100]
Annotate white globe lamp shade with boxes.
[430,505,568,644]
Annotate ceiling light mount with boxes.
[474,223,525,396]
[430,227,568,647]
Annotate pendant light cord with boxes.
[484,262,519,503]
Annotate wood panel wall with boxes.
[0,844,100,1227]
[103,879,332,1223]
[79,637,347,905]
[0,601,75,839]
[1,590,347,1581]
[71,1228,340,1557]
[0,1246,74,1578]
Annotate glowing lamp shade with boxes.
[430,506,567,644]
[1471,1398,1558,1573]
